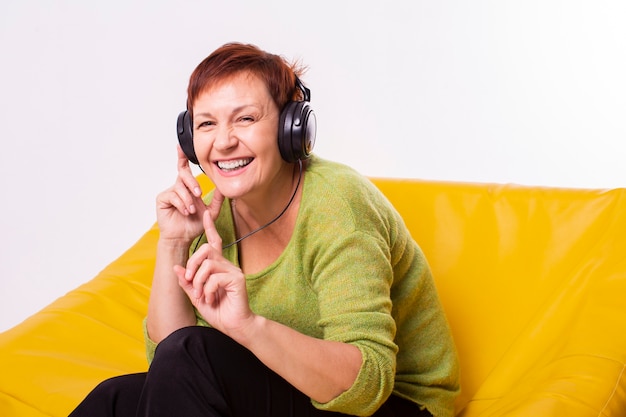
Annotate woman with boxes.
[70,42,459,417]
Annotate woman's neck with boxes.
[229,160,303,247]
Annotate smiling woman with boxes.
[67,42,459,417]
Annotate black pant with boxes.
[69,327,431,417]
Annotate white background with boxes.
[1,0,625,332]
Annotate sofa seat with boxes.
[1,176,625,416]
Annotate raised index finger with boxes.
[204,191,225,253]
[207,189,225,222]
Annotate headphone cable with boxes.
[193,159,303,252]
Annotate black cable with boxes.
[192,159,303,252]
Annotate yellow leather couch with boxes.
[2,176,625,416]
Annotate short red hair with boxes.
[186,42,305,113]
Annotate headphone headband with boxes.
[295,76,311,102]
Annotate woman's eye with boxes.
[197,121,214,129]
[239,116,254,123]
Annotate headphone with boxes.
[176,77,316,165]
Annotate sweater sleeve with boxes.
[142,317,158,363]
[310,230,399,416]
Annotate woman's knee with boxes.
[69,373,146,416]
[155,326,221,355]
[93,373,145,399]
[151,326,239,370]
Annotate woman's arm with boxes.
[146,147,219,343]
[176,210,363,403]
[146,239,197,343]
[235,315,362,403]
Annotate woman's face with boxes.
[192,72,290,201]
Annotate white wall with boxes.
[1,0,625,332]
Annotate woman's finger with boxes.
[201,271,230,305]
[175,263,206,302]
[191,258,213,300]
[184,243,211,280]
[156,188,186,215]
[172,178,200,215]
[203,210,223,253]
[177,145,202,197]
[207,189,225,221]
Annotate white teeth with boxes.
[217,158,252,171]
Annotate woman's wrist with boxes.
[157,236,194,250]
[228,313,266,348]
[155,238,194,269]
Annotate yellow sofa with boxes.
[1,176,625,417]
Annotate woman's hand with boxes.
[147,146,221,343]
[175,207,256,337]
[174,194,362,405]
[156,146,207,243]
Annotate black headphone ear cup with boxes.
[278,101,317,163]
[177,111,199,165]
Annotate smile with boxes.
[216,158,253,172]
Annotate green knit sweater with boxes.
[145,156,459,417]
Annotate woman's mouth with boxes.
[216,158,253,172]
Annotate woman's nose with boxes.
[213,125,237,151]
